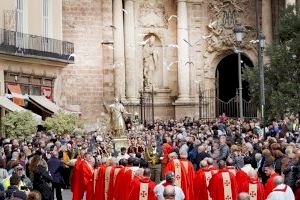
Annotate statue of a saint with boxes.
[143,35,158,88]
[107,98,129,137]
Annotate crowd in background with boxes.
[0,114,299,200]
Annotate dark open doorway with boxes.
[216,54,253,102]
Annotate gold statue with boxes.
[105,98,129,137]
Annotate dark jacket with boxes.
[283,159,299,190]
[218,144,229,161]
[47,157,64,184]
[195,152,210,170]
[33,165,53,200]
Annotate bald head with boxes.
[273,176,284,186]
[207,157,214,165]
[163,185,175,199]
[143,168,151,178]
[248,170,257,179]
[200,160,208,168]
[238,192,250,200]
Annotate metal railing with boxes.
[199,89,258,120]
[0,28,74,63]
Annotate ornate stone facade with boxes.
[61,0,282,129]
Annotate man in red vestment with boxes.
[235,157,255,186]
[207,157,219,174]
[194,160,213,200]
[264,162,278,198]
[164,152,190,200]
[94,157,118,200]
[179,149,194,199]
[208,160,238,200]
[238,169,265,200]
[113,158,136,200]
[128,168,157,200]
[226,158,236,176]
[71,158,84,200]
[162,137,173,171]
[72,153,95,200]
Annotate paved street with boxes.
[61,189,72,200]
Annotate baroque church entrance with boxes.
[215,54,257,118]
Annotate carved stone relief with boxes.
[203,0,256,53]
[139,0,167,28]
[4,10,16,31]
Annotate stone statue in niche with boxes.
[4,10,16,31]
[142,35,158,88]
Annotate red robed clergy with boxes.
[180,158,195,199]
[239,177,265,200]
[71,159,84,200]
[80,160,95,200]
[113,167,135,200]
[164,159,190,200]
[264,173,278,198]
[194,168,214,200]
[208,169,238,200]
[128,177,157,200]
[95,165,116,200]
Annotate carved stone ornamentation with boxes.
[139,0,167,28]
[203,0,256,53]
[4,10,16,31]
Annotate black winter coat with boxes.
[33,165,53,200]
[283,159,299,191]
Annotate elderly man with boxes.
[267,176,294,200]
[163,185,176,200]
[154,171,185,200]
[238,193,250,200]
[194,160,212,200]
[208,160,238,200]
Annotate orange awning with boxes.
[7,84,24,106]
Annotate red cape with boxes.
[95,165,116,200]
[128,177,157,200]
[264,173,278,198]
[193,168,212,200]
[81,160,94,200]
[71,159,84,200]
[239,178,265,200]
[235,170,248,190]
[113,167,134,200]
[180,158,195,199]
[226,166,237,176]
[164,159,190,200]
[162,143,173,165]
[208,169,238,200]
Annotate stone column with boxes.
[176,0,190,103]
[262,0,273,46]
[286,0,296,6]
[113,0,125,100]
[124,0,138,103]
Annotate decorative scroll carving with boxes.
[139,0,167,27]
[203,0,256,53]
[4,10,16,31]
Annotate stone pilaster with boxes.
[124,0,138,103]
[113,0,125,100]
[176,0,190,103]
[262,0,273,46]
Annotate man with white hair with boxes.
[267,176,294,200]
[194,160,213,200]
[239,169,265,200]
[179,149,195,199]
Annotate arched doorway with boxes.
[215,53,256,118]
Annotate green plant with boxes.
[2,111,37,140]
[244,5,300,119]
[43,111,83,135]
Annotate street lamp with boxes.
[258,32,266,134]
[233,23,245,120]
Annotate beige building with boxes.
[0,0,74,121]
[1,0,299,130]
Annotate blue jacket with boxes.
[47,157,64,184]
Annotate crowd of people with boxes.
[0,115,298,200]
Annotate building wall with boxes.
[0,0,62,40]
[61,0,104,131]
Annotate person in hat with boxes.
[154,171,185,200]
[3,164,32,191]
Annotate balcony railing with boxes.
[0,28,74,63]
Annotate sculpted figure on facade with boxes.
[142,35,158,88]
